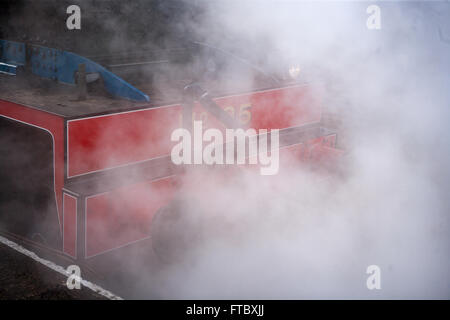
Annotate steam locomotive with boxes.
[0,0,343,265]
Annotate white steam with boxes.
[90,1,450,299]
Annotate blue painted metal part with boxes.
[0,62,17,75]
[0,40,149,102]
[0,40,26,65]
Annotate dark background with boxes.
[0,0,203,55]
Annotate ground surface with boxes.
[0,242,105,300]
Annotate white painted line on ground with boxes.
[0,235,123,300]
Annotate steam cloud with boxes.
[100,0,449,299]
[2,0,449,299]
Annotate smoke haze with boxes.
[103,1,449,299]
[1,0,449,299]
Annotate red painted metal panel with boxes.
[212,84,322,130]
[67,85,322,178]
[85,176,176,258]
[67,105,182,178]
[63,193,77,258]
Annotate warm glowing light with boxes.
[288,65,301,79]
